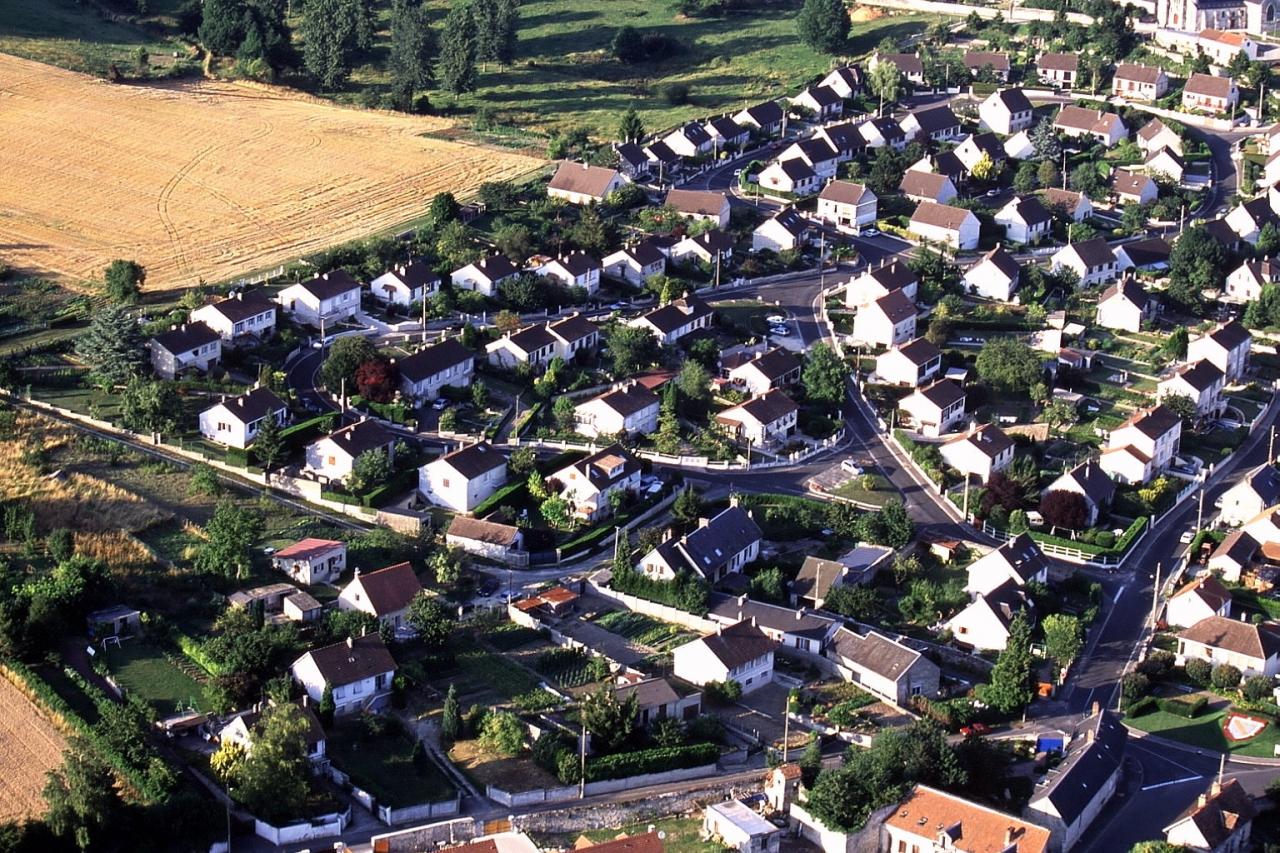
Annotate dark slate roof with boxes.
[950,423,1013,459]
[591,384,660,418]
[978,246,1021,281]
[681,506,763,573]
[298,269,361,301]
[776,158,816,182]
[979,577,1032,629]
[1123,404,1181,440]
[992,533,1050,584]
[615,142,648,168]
[706,116,746,140]
[213,386,287,425]
[326,419,395,458]
[897,337,943,366]
[1164,780,1257,848]
[794,138,840,163]
[694,619,778,669]
[1058,461,1116,507]
[798,84,841,107]
[1032,711,1126,825]
[692,229,735,254]
[398,338,473,382]
[918,378,965,409]
[556,443,640,490]
[933,151,967,181]
[793,556,851,602]
[645,140,679,164]
[912,105,960,134]
[349,562,422,616]
[707,592,833,640]
[965,131,1007,160]
[380,259,440,291]
[1068,237,1117,267]
[872,289,917,324]
[1004,195,1051,227]
[738,347,800,381]
[821,122,866,152]
[471,254,519,281]
[623,239,666,267]
[506,324,558,354]
[202,291,275,323]
[152,322,220,354]
[1100,277,1149,310]
[1203,320,1251,351]
[732,389,799,425]
[1118,237,1171,267]
[828,626,924,681]
[869,116,906,141]
[769,208,810,238]
[1243,464,1280,506]
[548,313,600,344]
[993,88,1034,113]
[553,251,601,276]
[299,634,396,686]
[614,677,681,709]
[676,121,712,146]
[1213,529,1260,566]
[641,295,714,334]
[1170,359,1224,392]
[867,259,918,292]
[438,442,506,479]
[741,100,785,126]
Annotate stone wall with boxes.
[512,778,761,835]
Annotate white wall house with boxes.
[978,88,1035,135]
[419,442,508,513]
[190,291,277,344]
[290,634,396,717]
[1165,575,1232,628]
[909,202,980,250]
[629,295,715,345]
[1157,359,1225,418]
[552,444,641,522]
[277,271,362,327]
[1101,404,1181,484]
[664,189,731,228]
[899,379,966,438]
[851,290,917,348]
[876,338,942,387]
[966,533,1050,596]
[536,252,602,294]
[337,562,423,629]
[672,620,777,694]
[369,260,439,306]
[939,424,1015,484]
[963,246,1021,301]
[995,196,1052,244]
[397,337,474,403]
[816,181,877,230]
[199,386,288,449]
[1053,105,1127,148]
[715,390,799,448]
[1177,615,1280,678]
[1188,320,1251,382]
[450,255,520,297]
[150,323,222,380]
[272,538,347,586]
[1051,238,1119,287]
[1095,278,1150,333]
[303,420,396,486]
[1225,258,1280,303]
[639,502,762,582]
[603,241,666,286]
[547,161,629,205]
[574,384,660,439]
[752,208,811,254]
[1218,464,1280,527]
[757,159,819,197]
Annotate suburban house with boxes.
[630,294,715,344]
[276,271,362,327]
[858,116,908,150]
[1037,52,1078,86]
[218,701,327,763]
[703,800,780,853]
[963,245,1021,301]
[1101,404,1182,484]
[419,441,508,513]
[487,324,556,370]
[1115,237,1172,272]
[644,140,681,175]
[882,786,1050,853]
[547,161,628,205]
[751,208,811,253]
[733,100,785,136]
[1113,169,1160,207]
[780,138,841,180]
[551,443,641,522]
[1138,118,1183,156]
[198,386,288,449]
[1188,320,1251,381]
[899,170,958,205]
[909,201,980,250]
[1095,278,1152,333]
[190,290,277,344]
[1053,106,1127,147]
[790,84,843,120]
[790,549,893,608]
[672,620,776,694]
[1025,711,1126,853]
[870,52,925,85]
[369,260,439,306]
[899,379,967,438]
[272,538,347,586]
[1166,575,1233,628]
[705,594,837,655]
[397,337,475,403]
[1157,359,1225,418]
[996,195,1053,244]
[1182,73,1239,113]
[1210,529,1260,582]
[1176,615,1280,677]
[1217,464,1280,526]
[150,322,222,380]
[727,348,801,395]
[939,423,1015,484]
[851,289,917,347]
[1046,461,1116,527]
[978,88,1035,135]
[846,259,918,308]
[450,254,520,297]
[614,142,650,179]
[664,189,730,228]
[715,390,799,448]
[337,562,422,630]
[603,240,666,286]
[545,313,601,363]
[966,534,1050,596]
[1006,129,1035,159]
[445,516,525,564]
[704,116,749,150]
[1112,63,1169,100]
[1225,257,1280,302]
[946,579,1033,651]
[574,383,661,439]
[819,65,863,98]
[1051,238,1120,287]
[911,150,967,185]
[816,181,877,230]
[825,627,941,707]
[964,50,1011,80]
[813,121,866,162]
[876,337,943,387]
[1163,780,1257,852]
[1226,196,1279,244]
[1143,147,1185,183]
[639,500,762,582]
[900,105,962,143]
[536,252,601,294]
[757,159,819,196]
[303,419,396,486]
[953,132,1007,175]
[291,634,396,717]
[658,122,711,158]
[1041,188,1094,222]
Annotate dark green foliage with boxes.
[46,527,74,563]
[584,742,719,781]
[300,0,367,88]
[1211,663,1242,689]
[796,0,850,53]
[103,259,145,304]
[439,2,479,97]
[407,592,454,650]
[603,323,658,377]
[321,335,379,391]
[975,337,1043,394]
[1157,695,1207,718]
[854,499,913,548]
[120,379,181,435]
[801,343,847,406]
[1184,657,1212,686]
[389,0,436,109]
[1167,225,1228,313]
[609,567,708,615]
[76,302,146,389]
[194,501,264,579]
[976,611,1034,714]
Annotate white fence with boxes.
[378,798,461,826]
[253,807,350,846]
[486,763,719,807]
[508,429,846,472]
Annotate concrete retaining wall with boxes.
[487,764,719,807]
[252,808,350,846]
[369,817,477,853]
[587,581,719,633]
[378,797,461,826]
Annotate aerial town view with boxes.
[15,0,1280,849]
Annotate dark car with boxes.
[477,578,500,597]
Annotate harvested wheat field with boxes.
[0,53,545,291]
[0,673,67,822]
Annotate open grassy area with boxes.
[594,610,695,651]
[540,817,725,853]
[103,641,211,715]
[0,0,190,78]
[443,647,541,706]
[1126,707,1280,758]
[330,728,456,808]
[828,473,891,507]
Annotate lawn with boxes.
[1126,707,1280,758]
[444,647,541,704]
[712,300,772,337]
[329,728,456,808]
[538,817,725,853]
[103,641,212,716]
[0,0,191,77]
[829,473,892,507]
[594,610,695,652]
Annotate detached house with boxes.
[858,116,907,150]
[673,620,776,694]
[704,116,749,150]
[979,88,1035,135]
[150,322,221,380]
[846,259,918,307]
[909,201,980,250]
[939,423,1015,484]
[715,390,799,448]
[819,65,863,98]
[419,441,508,513]
[670,229,734,267]
[199,386,288,449]
[900,105,961,143]
[752,208,811,253]
[277,270,362,327]
[963,245,1021,301]
[1188,320,1251,381]
[663,122,714,158]
[870,52,925,85]
[1182,73,1239,114]
[1163,780,1257,853]
[630,294,714,344]
[790,84,843,121]
[218,702,327,763]
[1112,169,1159,206]
[338,562,422,630]
[727,348,801,394]
[1112,63,1169,100]
[487,324,556,370]
[1177,615,1280,678]
[1025,711,1126,853]
[640,501,763,582]
[445,516,524,564]
[575,383,660,439]
[273,538,346,586]
[1157,359,1225,418]
[536,252,601,294]
[1101,404,1181,484]
[1041,188,1094,223]
[884,787,1049,853]
[1037,52,1078,86]
[946,578,1033,651]
[1226,196,1280,245]
[1218,463,1280,526]
[876,337,943,387]
[1166,575,1233,628]
[954,132,1007,175]
[1138,118,1183,156]
[852,289,917,347]
[664,189,731,228]
[1051,238,1119,287]
[291,634,396,717]
[757,158,819,196]
[996,195,1053,244]
[900,379,967,438]
[603,240,666,286]
[1095,278,1151,333]
[190,290,277,344]
[817,181,877,230]
[964,51,1011,81]
[304,419,396,485]
[369,260,439,306]
[398,337,474,403]
[1046,461,1115,527]
[1225,257,1280,302]
[899,170,958,205]
[551,444,641,522]
[826,628,940,707]
[733,100,786,136]
[1054,106,1127,148]
[450,254,520,297]
[1116,237,1172,272]
[548,161,628,205]
[614,143,650,179]
[966,533,1050,596]
[813,121,866,162]
[779,138,841,180]
[1143,147,1185,184]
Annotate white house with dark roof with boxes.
[338,561,422,629]
[663,122,715,157]
[304,419,396,485]
[644,140,681,174]
[629,294,714,344]
[790,84,843,120]
[869,52,925,84]
[149,322,222,380]
[858,116,907,150]
[876,338,942,387]
[953,132,1007,175]
[1182,73,1239,113]
[291,634,396,717]
[727,348,801,395]
[398,337,474,402]
[1041,188,1093,222]
[1138,118,1183,156]
[536,252,601,294]
[816,181,877,230]
[1166,575,1232,628]
[852,289,917,347]
[603,241,666,286]
[963,50,1010,80]
[673,620,776,694]
[963,246,1021,301]
[1163,779,1257,853]
[733,101,785,136]
[664,189,730,228]
[1112,63,1169,100]
[1226,196,1279,244]
[551,443,641,522]
[1112,169,1159,206]
[1005,130,1035,160]
[199,386,289,449]
[445,516,524,563]
[1143,147,1185,184]
[486,324,558,370]
[966,533,1049,596]
[1115,237,1172,272]
[1047,461,1115,527]
[826,627,939,706]
[1218,464,1280,526]
[757,159,819,196]
[547,313,600,362]
[451,254,520,297]
[752,208,811,253]
[909,202,980,250]
[1225,257,1280,302]
[813,121,865,162]
[704,116,749,150]
[190,291,277,343]
[272,538,346,586]
[419,441,507,513]
[615,675,700,726]
[846,259,918,308]
[705,593,836,655]
[946,578,1033,651]
[1158,359,1225,418]
[614,142,650,179]
[978,88,1035,135]
[1054,106,1127,148]
[1051,238,1119,287]
[1101,404,1181,484]
[669,230,734,266]
[548,161,628,205]
[277,270,361,327]
[1188,320,1251,381]
[899,379,967,438]
[1096,278,1151,333]
[575,383,660,439]
[639,501,762,582]
[779,139,841,181]
[996,195,1052,244]
[1025,710,1126,853]
[715,390,799,448]
[1210,529,1259,582]
[939,424,1015,484]
[1037,51,1078,86]
[899,170,958,205]
[369,260,439,306]
[1177,615,1280,677]
[900,105,961,143]
[819,65,862,98]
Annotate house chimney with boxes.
[729,494,740,509]
[1198,792,1210,809]
[795,609,804,621]
[1091,700,1100,717]
[716,622,723,635]
[738,594,748,606]
[1085,726,1095,745]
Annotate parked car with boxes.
[770,325,791,336]
[959,722,991,737]
[477,578,500,597]
[840,458,863,475]
[432,397,451,410]
[860,226,880,237]
[766,314,787,324]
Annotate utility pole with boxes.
[1151,561,1162,625]
[1197,488,1205,531]
[1270,425,1276,462]
[819,231,827,288]
[962,475,972,521]
[579,724,587,799]
[421,297,428,343]
[715,251,721,290]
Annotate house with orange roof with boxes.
[1166,574,1233,627]
[881,784,1050,853]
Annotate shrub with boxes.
[685,715,725,744]
[1126,695,1158,717]
[1243,675,1273,702]
[1184,657,1212,686]
[662,83,691,106]
[584,742,719,781]
[1211,663,1243,690]
[1121,672,1150,705]
[1137,650,1176,680]
[1157,696,1207,718]
[703,679,742,705]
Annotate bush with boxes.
[1137,650,1176,681]
[1211,663,1243,690]
[1158,696,1207,718]
[1243,675,1273,702]
[584,742,718,782]
[661,83,691,106]
[1184,657,1212,687]
[1121,672,1150,705]
[703,679,742,705]
[685,715,725,744]
[610,567,709,615]
[1126,695,1158,717]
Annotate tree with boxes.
[438,2,479,98]
[235,703,311,823]
[300,0,360,89]
[672,488,704,526]
[1030,117,1060,162]
[349,447,392,493]
[823,584,879,619]
[200,0,247,54]
[1013,160,1039,194]
[252,413,285,472]
[580,683,639,753]
[977,611,1034,714]
[76,302,146,389]
[1168,225,1228,313]
[1163,326,1189,360]
[43,741,123,851]
[388,0,435,109]
[407,592,453,649]
[355,356,398,403]
[1259,223,1280,260]
[750,567,786,603]
[618,105,645,143]
[480,710,526,756]
[1069,163,1104,198]
[1039,490,1088,531]
[1036,159,1061,191]
[867,58,901,115]
[796,0,850,54]
[969,152,997,183]
[318,683,335,725]
[855,498,913,548]
[493,223,533,260]
[551,394,577,432]
[1042,614,1083,675]
[441,684,461,744]
[472,379,489,409]
[46,527,74,563]
[103,259,145,303]
[120,378,181,434]
[802,343,848,406]
[1185,657,1212,686]
[1129,844,1190,853]
[429,191,461,226]
[322,335,379,392]
[676,360,711,406]
[210,739,247,783]
[604,324,656,376]
[611,25,645,63]
[1211,663,1242,689]
[975,337,1042,394]
[1043,398,1078,435]
[540,494,572,530]
[492,0,520,65]
[1162,392,1199,428]
[194,500,264,579]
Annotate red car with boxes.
[959,723,991,737]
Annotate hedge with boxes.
[279,413,337,452]
[1157,696,1207,718]
[320,489,363,506]
[585,742,719,782]
[176,632,230,677]
[361,467,419,507]
[513,403,543,438]
[1125,696,1158,717]
[471,480,528,518]
[1026,516,1148,558]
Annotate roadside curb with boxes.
[1123,722,1280,767]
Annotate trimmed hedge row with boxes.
[471,480,528,518]
[1027,516,1147,557]
[1126,696,1158,717]
[1158,696,1207,718]
[361,467,419,507]
[176,632,230,677]
[585,742,719,782]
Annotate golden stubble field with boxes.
[0,53,544,292]
[0,674,67,822]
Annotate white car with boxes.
[861,227,880,237]
[840,459,863,475]
[770,325,791,336]
[766,314,787,324]
[1179,530,1195,544]
[431,398,450,410]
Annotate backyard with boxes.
[103,641,212,715]
[448,737,562,793]
[536,817,725,853]
[329,725,456,808]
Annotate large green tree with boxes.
[234,704,311,823]
[407,592,454,649]
[579,683,639,753]
[977,611,1035,714]
[43,741,124,851]
[1168,225,1228,313]
[321,334,379,391]
[603,323,657,377]
[796,0,850,54]
[975,337,1043,395]
[103,259,145,304]
[1042,613,1083,677]
[252,412,285,472]
[438,2,479,98]
[120,378,182,434]
[300,0,361,89]
[867,61,901,115]
[802,343,847,406]
[389,0,436,110]
[75,302,146,389]
[194,500,265,579]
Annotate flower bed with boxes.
[1223,712,1269,742]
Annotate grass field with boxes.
[0,0,189,77]
[594,610,693,651]
[0,673,68,823]
[0,52,543,292]
[539,817,723,853]
[330,729,455,807]
[103,641,211,715]
[1126,708,1280,758]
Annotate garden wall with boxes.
[253,808,350,846]
[487,764,719,808]
[369,817,478,853]
[510,777,759,835]
[379,797,461,826]
[587,580,718,633]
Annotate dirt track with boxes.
[0,54,544,291]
